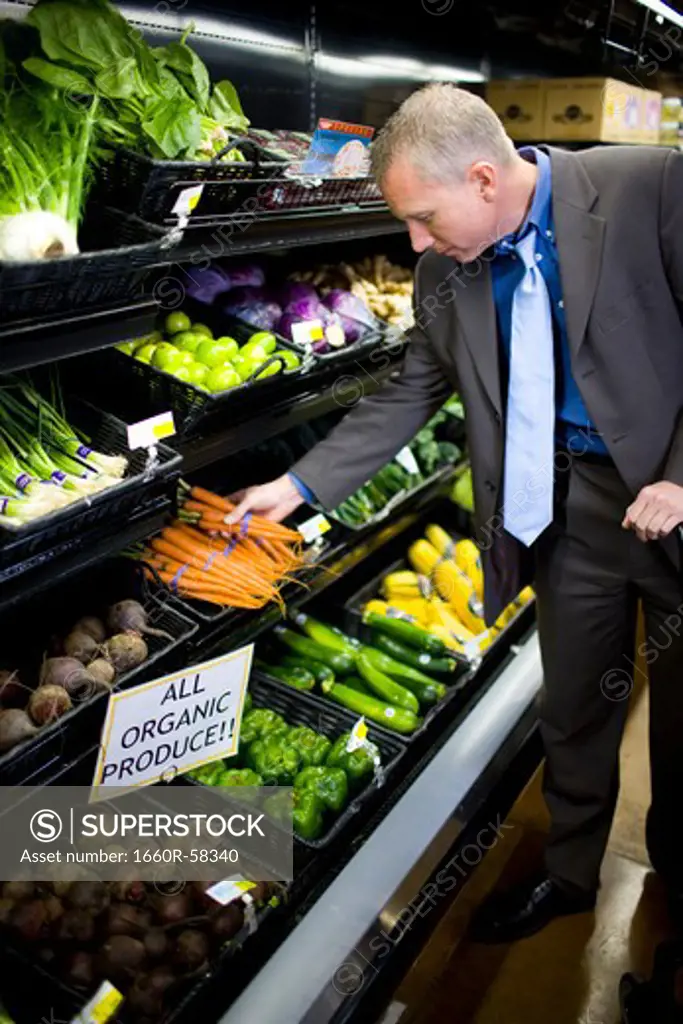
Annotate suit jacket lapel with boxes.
[450,259,502,417]
[545,146,606,360]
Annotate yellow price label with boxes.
[91,990,123,1023]
[152,418,176,440]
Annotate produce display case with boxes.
[0,206,179,328]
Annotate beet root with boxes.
[104,903,152,937]
[106,600,173,641]
[103,633,148,674]
[28,685,72,726]
[58,909,96,943]
[73,616,106,644]
[40,657,94,698]
[97,934,147,982]
[108,880,146,904]
[210,902,244,942]
[126,966,175,1017]
[0,898,15,925]
[43,895,65,924]
[86,658,116,688]
[67,881,110,915]
[10,899,50,942]
[0,709,39,751]
[64,950,96,988]
[173,929,210,972]
[144,928,168,960]
[0,669,30,708]
[2,881,35,901]
[63,630,99,665]
[151,891,192,927]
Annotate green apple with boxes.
[245,331,277,355]
[192,323,213,339]
[173,331,203,353]
[153,344,184,373]
[116,341,136,356]
[255,361,280,380]
[177,350,195,367]
[230,353,253,380]
[186,362,209,387]
[274,349,301,371]
[135,343,157,364]
[165,311,191,336]
[173,366,193,383]
[215,336,239,360]
[204,365,243,393]
[196,338,238,368]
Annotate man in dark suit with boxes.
[227,83,683,942]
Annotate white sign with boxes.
[92,646,253,791]
[127,410,176,450]
[395,446,420,477]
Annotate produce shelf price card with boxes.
[92,645,253,793]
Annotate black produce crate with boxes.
[0,398,182,573]
[184,672,405,851]
[94,141,289,225]
[0,205,178,328]
[0,559,198,786]
[325,461,456,533]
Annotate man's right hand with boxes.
[225,473,305,524]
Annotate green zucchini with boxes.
[254,660,316,692]
[280,654,335,686]
[321,681,422,735]
[273,626,356,674]
[357,652,420,713]
[291,613,360,654]
[371,633,460,675]
[362,610,449,655]
[343,675,373,695]
[360,647,446,707]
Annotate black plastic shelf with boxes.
[177,357,400,472]
[0,298,157,373]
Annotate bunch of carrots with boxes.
[140,484,306,609]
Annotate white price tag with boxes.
[346,717,368,752]
[91,645,253,793]
[207,876,257,906]
[71,981,123,1024]
[291,319,325,347]
[127,411,176,450]
[395,446,420,476]
[172,184,205,219]
[298,513,331,543]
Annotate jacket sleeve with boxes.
[291,261,454,509]
[660,150,683,484]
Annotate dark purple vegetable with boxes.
[64,951,96,988]
[106,600,172,640]
[184,266,232,305]
[223,285,267,307]
[284,296,326,321]
[11,900,50,942]
[225,264,265,290]
[67,881,110,915]
[277,281,319,308]
[28,685,72,725]
[58,909,96,944]
[323,289,374,343]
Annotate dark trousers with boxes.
[533,458,683,894]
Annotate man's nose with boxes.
[408,222,434,254]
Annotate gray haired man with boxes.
[228,84,683,942]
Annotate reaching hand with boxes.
[225,473,305,524]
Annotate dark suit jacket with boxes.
[292,145,683,623]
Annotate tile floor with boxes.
[387,671,675,1024]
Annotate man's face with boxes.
[382,156,502,264]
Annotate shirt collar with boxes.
[495,146,553,254]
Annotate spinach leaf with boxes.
[154,41,210,111]
[23,57,94,93]
[209,80,249,132]
[141,94,201,159]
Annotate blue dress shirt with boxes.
[491,147,607,455]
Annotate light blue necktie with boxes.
[502,229,555,546]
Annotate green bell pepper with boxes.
[326,732,380,786]
[246,736,301,785]
[295,765,349,813]
[287,726,332,767]
[218,768,263,788]
[239,708,289,746]
[189,761,224,786]
[292,788,325,840]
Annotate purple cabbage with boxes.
[323,289,375,343]
[184,266,233,305]
[277,281,320,308]
[224,299,282,331]
[224,286,268,307]
[224,264,265,289]
[278,306,345,349]
[284,296,327,320]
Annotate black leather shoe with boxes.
[469,872,597,944]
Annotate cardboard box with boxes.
[543,77,641,142]
[659,96,681,146]
[486,80,545,141]
[638,87,663,144]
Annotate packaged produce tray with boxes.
[0,398,182,572]
[94,141,289,225]
[0,559,198,786]
[95,320,317,438]
[0,205,178,328]
[183,671,406,851]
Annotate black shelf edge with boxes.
[0,299,158,373]
[167,207,406,262]
[176,358,400,472]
